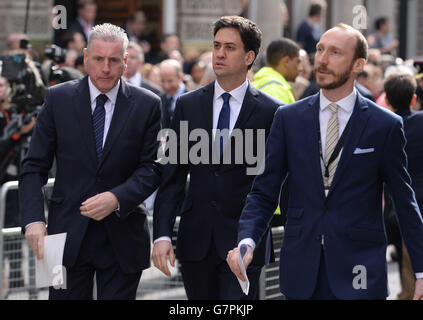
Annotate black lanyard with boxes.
[318,114,352,182]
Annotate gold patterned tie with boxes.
[324,103,339,189]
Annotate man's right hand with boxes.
[25,222,47,260]
[152,240,175,277]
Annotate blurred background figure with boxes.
[141,63,162,88]
[159,59,187,129]
[296,1,326,57]
[124,10,152,56]
[252,37,300,104]
[123,41,162,96]
[367,16,399,56]
[238,0,249,18]
[151,33,181,65]
[68,0,97,44]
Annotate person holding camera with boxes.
[0,76,35,171]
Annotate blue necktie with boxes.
[217,92,231,156]
[93,94,108,162]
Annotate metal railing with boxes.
[0,178,284,300]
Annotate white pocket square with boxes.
[353,147,375,154]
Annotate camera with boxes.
[44,44,67,64]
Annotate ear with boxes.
[410,93,417,107]
[245,50,255,67]
[353,58,366,74]
[83,48,88,63]
[124,52,128,64]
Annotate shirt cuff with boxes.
[154,236,172,244]
[25,221,46,229]
[114,202,121,217]
[415,272,423,279]
[238,238,256,251]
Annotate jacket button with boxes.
[215,171,219,177]
[211,201,217,207]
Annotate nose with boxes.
[215,46,225,59]
[102,60,111,73]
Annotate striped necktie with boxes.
[324,103,339,188]
[93,94,108,162]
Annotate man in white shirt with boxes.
[20,23,162,300]
[227,23,423,300]
[123,41,162,97]
[152,16,282,300]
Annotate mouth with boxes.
[315,68,332,76]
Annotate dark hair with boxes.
[77,0,96,9]
[266,38,300,67]
[62,31,83,49]
[384,73,417,112]
[336,23,368,61]
[309,3,323,17]
[375,17,388,31]
[160,33,179,44]
[213,16,262,70]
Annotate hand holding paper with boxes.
[226,244,253,295]
[35,233,67,289]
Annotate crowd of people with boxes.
[1,0,423,300]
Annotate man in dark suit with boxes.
[19,23,162,300]
[159,59,188,129]
[383,72,423,299]
[152,16,281,300]
[227,24,423,300]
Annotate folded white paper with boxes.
[237,244,250,295]
[35,233,67,289]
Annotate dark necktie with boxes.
[217,92,231,156]
[93,94,108,162]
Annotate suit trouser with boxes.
[49,219,142,300]
[180,237,262,300]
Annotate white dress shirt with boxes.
[125,72,142,87]
[212,79,248,138]
[154,79,249,244]
[239,88,423,279]
[88,77,120,148]
[26,78,121,229]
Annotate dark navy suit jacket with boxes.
[154,81,281,267]
[238,92,423,299]
[19,76,162,274]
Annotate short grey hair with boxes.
[87,23,129,56]
[127,41,144,62]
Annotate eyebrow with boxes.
[214,41,237,46]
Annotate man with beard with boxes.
[227,24,423,300]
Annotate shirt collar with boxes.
[214,79,249,104]
[125,72,142,86]
[88,77,120,105]
[168,83,186,100]
[319,88,357,114]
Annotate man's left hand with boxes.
[413,278,423,300]
[80,192,119,221]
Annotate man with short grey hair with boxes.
[123,42,162,96]
[19,23,162,300]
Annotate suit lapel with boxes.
[305,93,326,200]
[99,79,132,169]
[232,83,258,131]
[327,93,370,196]
[73,76,98,166]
